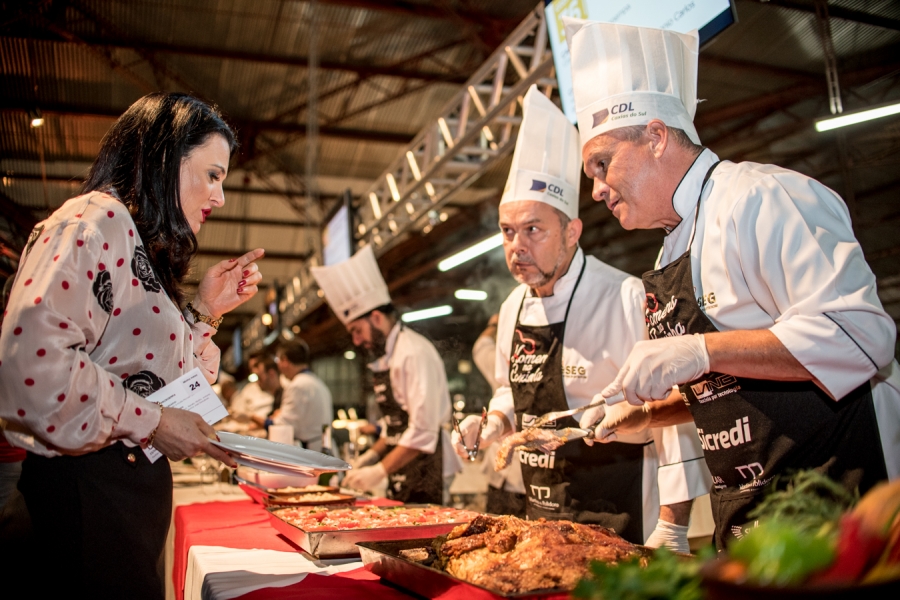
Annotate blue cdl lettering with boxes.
[547,184,563,196]
[611,102,633,115]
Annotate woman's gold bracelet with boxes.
[146,406,165,447]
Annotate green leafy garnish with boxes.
[729,519,835,586]
[572,547,714,600]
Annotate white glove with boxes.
[343,462,387,492]
[644,519,690,554]
[592,401,652,443]
[579,394,608,447]
[451,413,505,459]
[601,334,709,405]
[351,448,380,469]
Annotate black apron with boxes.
[511,258,647,543]
[642,162,887,549]
[371,328,443,504]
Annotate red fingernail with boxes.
[242,270,249,277]
[239,279,246,286]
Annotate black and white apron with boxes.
[511,259,647,543]
[371,331,443,504]
[642,162,888,549]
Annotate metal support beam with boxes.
[0,102,413,145]
[742,0,900,32]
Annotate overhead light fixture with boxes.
[401,305,453,323]
[455,289,488,301]
[438,233,503,272]
[261,313,273,326]
[28,108,43,128]
[247,373,259,383]
[815,101,900,132]
[344,350,356,360]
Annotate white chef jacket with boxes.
[275,370,333,451]
[230,381,274,419]
[489,249,713,525]
[368,322,460,475]
[662,149,900,479]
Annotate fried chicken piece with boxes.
[494,428,577,471]
[440,515,638,594]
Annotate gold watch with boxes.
[186,302,223,329]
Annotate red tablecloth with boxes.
[174,499,568,600]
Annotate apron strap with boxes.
[686,161,722,250]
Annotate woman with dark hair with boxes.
[0,92,263,598]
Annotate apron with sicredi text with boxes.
[511,258,648,543]
[641,161,887,549]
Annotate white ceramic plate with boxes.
[213,431,350,476]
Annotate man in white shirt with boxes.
[312,246,454,504]
[565,18,898,549]
[272,340,333,452]
[454,87,709,549]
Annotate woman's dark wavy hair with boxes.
[82,93,236,304]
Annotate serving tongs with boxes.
[453,407,487,461]
[527,396,608,430]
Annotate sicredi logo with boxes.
[698,417,751,452]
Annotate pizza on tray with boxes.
[272,505,480,532]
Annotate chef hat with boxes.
[311,245,391,325]
[499,86,581,220]
[563,17,700,150]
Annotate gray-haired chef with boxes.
[312,247,456,503]
[454,86,711,549]
[565,18,900,550]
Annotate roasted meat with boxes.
[494,428,578,471]
[440,515,639,594]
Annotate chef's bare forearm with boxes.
[705,329,815,382]
[659,500,692,526]
[646,391,694,427]
[370,437,389,457]
[489,410,513,435]
[380,444,422,475]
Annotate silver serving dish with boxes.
[357,538,569,599]
[266,505,473,559]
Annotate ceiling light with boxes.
[261,313,273,326]
[438,233,503,272]
[815,101,900,132]
[28,108,43,128]
[401,305,453,323]
[455,289,487,301]
[247,373,259,383]
[344,350,356,360]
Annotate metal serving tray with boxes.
[266,505,472,559]
[357,538,569,599]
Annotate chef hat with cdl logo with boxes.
[499,85,581,220]
[311,245,392,326]
[562,17,700,151]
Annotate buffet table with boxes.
[172,496,573,600]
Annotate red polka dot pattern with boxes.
[135,408,142,416]
[87,270,93,280]
[132,279,138,286]
[103,242,109,250]
[107,210,115,218]
[62,280,70,289]
[57,394,65,402]
[13,327,22,335]
[47,425,55,433]
[113,308,121,316]
[59,322,68,329]
[24,279,32,286]
[129,229,134,237]
[146,353,154,360]
[24,378,34,386]
[152,306,160,314]
[133,328,141,336]
[34,296,41,304]
[80,394,88,402]
[36,349,46,357]
[82,423,88,431]
[98,262,106,270]
[170,333,176,341]
[77,240,84,247]
[17,409,25,417]
[53,255,59,261]
[117,258,124,267]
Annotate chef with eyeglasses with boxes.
[312,247,458,504]
[563,18,900,550]
[453,86,711,550]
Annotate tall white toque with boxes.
[311,245,391,325]
[563,17,700,150]
[499,85,581,220]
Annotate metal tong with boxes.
[527,397,608,430]
[453,407,487,461]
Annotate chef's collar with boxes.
[366,320,403,372]
[525,247,584,299]
[669,148,720,233]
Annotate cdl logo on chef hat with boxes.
[592,109,609,127]
[530,179,547,192]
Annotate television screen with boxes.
[322,190,354,267]
[545,0,736,123]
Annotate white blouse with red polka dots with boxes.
[0,192,220,457]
